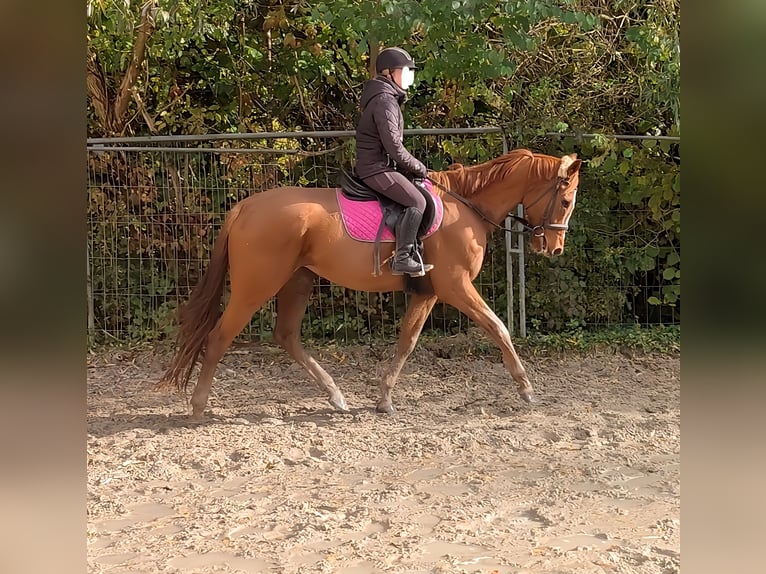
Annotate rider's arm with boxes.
[372,97,428,178]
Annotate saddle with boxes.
[338,169,443,275]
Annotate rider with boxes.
[355,46,434,277]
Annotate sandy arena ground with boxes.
[87,337,680,573]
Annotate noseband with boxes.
[427,175,572,239]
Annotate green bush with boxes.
[87,0,680,343]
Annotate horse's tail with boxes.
[158,204,242,393]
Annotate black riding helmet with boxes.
[375,47,417,73]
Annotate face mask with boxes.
[400,67,415,90]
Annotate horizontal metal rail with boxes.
[86,128,680,147]
[545,132,681,142]
[87,146,320,154]
[86,127,504,145]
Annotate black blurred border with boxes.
[2,1,765,573]
[684,1,766,573]
[0,2,85,573]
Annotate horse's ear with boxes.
[558,154,581,178]
[568,158,582,177]
[447,163,464,171]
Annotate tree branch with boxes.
[132,91,158,134]
[86,52,111,133]
[112,1,157,132]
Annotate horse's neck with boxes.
[446,166,528,225]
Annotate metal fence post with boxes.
[517,202,527,338]
[503,135,527,338]
[502,135,514,336]
[87,241,94,337]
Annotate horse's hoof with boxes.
[520,391,536,404]
[375,402,396,414]
[328,394,349,412]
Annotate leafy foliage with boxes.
[87,0,679,134]
[515,134,680,330]
[87,0,680,342]
[518,324,681,355]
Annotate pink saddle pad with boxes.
[336,184,443,243]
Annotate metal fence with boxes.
[86,128,679,344]
[86,128,533,343]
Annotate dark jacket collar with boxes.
[360,74,407,109]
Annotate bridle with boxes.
[426,174,573,238]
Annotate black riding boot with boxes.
[391,207,434,277]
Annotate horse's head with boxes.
[524,154,582,257]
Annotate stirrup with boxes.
[410,249,434,277]
[390,258,422,276]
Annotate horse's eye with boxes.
[561,200,571,209]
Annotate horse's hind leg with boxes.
[377,293,437,414]
[191,258,297,419]
[274,268,348,412]
[190,294,264,418]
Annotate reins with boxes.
[425,174,570,238]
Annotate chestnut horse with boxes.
[159,149,582,418]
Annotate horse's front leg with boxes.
[439,278,535,404]
[377,293,437,413]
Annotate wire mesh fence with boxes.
[87,129,516,343]
[516,133,681,333]
[86,128,680,344]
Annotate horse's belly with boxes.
[304,263,403,293]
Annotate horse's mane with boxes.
[442,149,562,197]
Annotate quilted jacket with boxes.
[354,75,428,179]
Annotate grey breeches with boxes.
[362,171,426,213]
